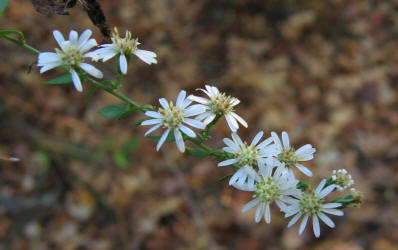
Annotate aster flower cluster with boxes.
[28,28,364,239]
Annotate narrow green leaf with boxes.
[98,105,130,119]
[147,134,175,143]
[41,74,72,85]
[0,0,11,16]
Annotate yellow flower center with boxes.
[209,93,236,115]
[299,190,323,215]
[235,142,258,167]
[111,27,138,55]
[254,176,281,203]
[56,45,83,67]
[159,102,185,129]
[277,147,298,169]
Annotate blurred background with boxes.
[0,0,397,249]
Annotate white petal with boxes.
[38,52,60,64]
[176,91,186,107]
[296,144,314,155]
[159,98,169,109]
[315,179,327,194]
[288,212,302,227]
[39,61,62,73]
[225,114,239,132]
[203,113,216,124]
[184,105,206,117]
[174,129,185,153]
[144,124,162,136]
[53,30,65,49]
[313,215,320,238]
[318,184,336,199]
[243,165,260,181]
[134,49,158,64]
[318,212,335,228]
[231,133,244,147]
[323,208,344,216]
[80,63,103,78]
[70,69,82,92]
[69,30,78,45]
[179,126,195,138]
[264,204,271,223]
[218,158,239,167]
[282,131,290,148]
[188,95,209,104]
[271,132,283,150]
[145,111,162,118]
[184,118,205,129]
[250,131,263,147]
[223,138,239,151]
[78,29,92,46]
[231,112,248,127]
[119,54,128,74]
[141,119,162,126]
[296,164,313,177]
[322,203,341,209]
[241,198,261,212]
[156,128,170,151]
[255,203,265,223]
[80,39,98,53]
[299,214,309,235]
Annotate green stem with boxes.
[85,77,154,112]
[200,114,222,143]
[1,34,40,54]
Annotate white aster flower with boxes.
[92,27,157,74]
[234,164,300,223]
[218,132,279,186]
[141,90,206,153]
[188,85,247,132]
[271,131,316,177]
[283,179,343,238]
[332,169,354,191]
[37,29,103,92]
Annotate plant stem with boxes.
[1,34,40,54]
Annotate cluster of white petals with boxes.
[283,179,344,237]
[91,27,157,74]
[188,85,247,132]
[142,90,206,153]
[37,28,157,91]
[38,29,102,92]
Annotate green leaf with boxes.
[147,134,175,143]
[98,105,130,119]
[113,151,129,169]
[0,0,11,17]
[41,74,72,85]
